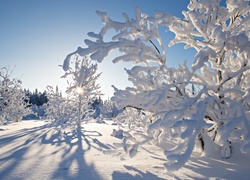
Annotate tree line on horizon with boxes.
[0,67,117,123]
[23,88,49,107]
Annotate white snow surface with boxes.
[1,120,250,180]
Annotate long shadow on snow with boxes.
[0,123,109,179]
[0,123,52,179]
[41,127,107,179]
[112,165,165,180]
[180,154,250,179]
[148,150,250,179]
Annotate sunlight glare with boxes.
[75,87,83,94]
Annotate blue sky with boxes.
[0,0,195,99]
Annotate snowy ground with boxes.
[1,120,250,180]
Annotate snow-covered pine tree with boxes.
[61,55,102,129]
[90,96,103,119]
[0,67,31,125]
[64,0,250,171]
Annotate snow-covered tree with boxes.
[64,0,250,171]
[90,96,103,119]
[0,67,30,125]
[102,99,120,118]
[61,55,102,129]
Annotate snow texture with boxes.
[1,120,250,179]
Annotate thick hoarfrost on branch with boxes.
[65,0,250,171]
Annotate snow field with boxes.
[1,120,250,179]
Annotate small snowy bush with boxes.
[0,67,30,125]
[114,107,155,131]
[101,99,120,119]
[45,86,75,127]
[65,0,250,171]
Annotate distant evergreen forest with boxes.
[23,88,49,107]
[23,86,104,111]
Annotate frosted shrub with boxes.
[0,67,30,125]
[101,99,120,118]
[114,107,155,130]
[45,86,76,128]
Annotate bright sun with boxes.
[75,87,83,94]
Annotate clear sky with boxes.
[0,0,195,99]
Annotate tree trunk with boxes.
[77,95,82,129]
